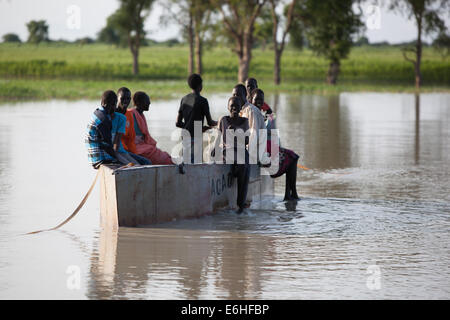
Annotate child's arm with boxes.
[113,133,123,152]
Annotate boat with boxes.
[99,163,274,229]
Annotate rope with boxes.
[297,164,311,170]
[25,170,100,235]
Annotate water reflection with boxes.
[87,227,275,299]
[415,93,420,165]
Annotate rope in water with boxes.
[25,170,100,235]
[297,163,350,175]
[297,164,310,170]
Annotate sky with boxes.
[0,0,449,44]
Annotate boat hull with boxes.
[100,164,273,228]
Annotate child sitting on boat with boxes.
[85,90,119,169]
[131,91,175,165]
[251,88,300,201]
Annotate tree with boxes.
[354,35,369,46]
[160,0,195,74]
[213,0,267,82]
[254,7,273,51]
[109,0,155,75]
[192,0,215,75]
[97,15,122,46]
[2,33,22,43]
[269,0,297,85]
[390,0,449,88]
[26,20,49,44]
[433,32,450,58]
[300,0,363,85]
[161,0,214,75]
[75,37,95,46]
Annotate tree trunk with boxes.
[132,49,139,75]
[238,33,252,83]
[274,49,282,85]
[188,14,194,75]
[327,60,340,85]
[415,19,422,89]
[195,30,203,75]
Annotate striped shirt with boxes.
[85,107,115,166]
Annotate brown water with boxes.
[0,93,449,299]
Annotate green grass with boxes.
[0,43,449,101]
[1,78,448,102]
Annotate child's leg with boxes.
[235,164,250,212]
[289,159,299,199]
[116,152,140,165]
[129,152,151,165]
[284,172,292,201]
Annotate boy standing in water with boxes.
[85,90,118,169]
[215,96,250,213]
[176,74,217,163]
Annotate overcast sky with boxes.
[0,0,449,44]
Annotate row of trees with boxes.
[3,20,49,44]
[2,0,449,87]
[97,0,448,88]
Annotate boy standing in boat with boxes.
[85,90,118,169]
[176,74,217,163]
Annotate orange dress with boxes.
[131,108,174,165]
[121,110,137,154]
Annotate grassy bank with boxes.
[0,43,448,101]
[1,78,449,102]
[1,43,449,82]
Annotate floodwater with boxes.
[0,92,449,299]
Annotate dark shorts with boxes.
[270,147,299,178]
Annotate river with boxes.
[0,92,449,299]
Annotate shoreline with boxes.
[1,78,449,102]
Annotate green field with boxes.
[0,43,449,100]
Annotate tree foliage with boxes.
[97,15,122,46]
[254,6,273,50]
[293,0,363,84]
[390,0,449,87]
[212,0,267,82]
[102,0,155,75]
[302,0,363,64]
[433,32,450,58]
[26,20,49,44]
[2,33,22,43]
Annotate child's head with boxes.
[251,88,264,109]
[228,96,243,118]
[188,73,203,92]
[232,84,247,103]
[101,90,117,114]
[133,91,151,111]
[117,87,131,113]
[245,78,258,98]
